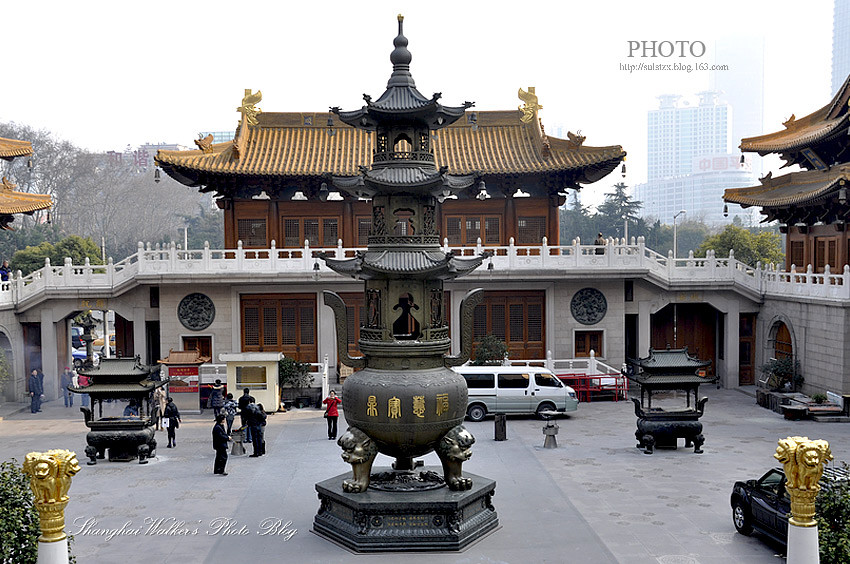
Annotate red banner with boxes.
[169,366,199,377]
[169,386,199,393]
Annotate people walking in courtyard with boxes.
[153,385,167,430]
[60,367,74,408]
[28,369,43,413]
[322,390,341,440]
[212,413,230,476]
[238,388,254,442]
[223,393,237,435]
[163,397,181,447]
[246,400,266,457]
[209,379,225,417]
[78,371,90,407]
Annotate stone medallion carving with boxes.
[177,293,215,330]
[570,288,607,325]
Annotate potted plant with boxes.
[278,357,314,408]
[811,393,828,405]
[760,357,802,392]
[471,334,508,366]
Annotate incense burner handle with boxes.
[444,288,484,367]
[323,290,366,369]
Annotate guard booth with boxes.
[219,352,282,411]
[158,349,210,415]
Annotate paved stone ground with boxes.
[1,387,847,564]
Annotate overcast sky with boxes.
[0,1,833,207]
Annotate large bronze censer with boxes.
[313,15,498,551]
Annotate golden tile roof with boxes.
[740,75,850,154]
[0,177,52,214]
[155,110,625,181]
[723,167,850,208]
[0,137,33,160]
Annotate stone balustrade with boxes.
[1,237,848,309]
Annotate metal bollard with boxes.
[542,419,559,448]
[231,427,247,456]
[494,413,507,441]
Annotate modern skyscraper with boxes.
[833,0,850,95]
[636,91,755,225]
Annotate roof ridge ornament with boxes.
[237,89,262,126]
[518,86,542,124]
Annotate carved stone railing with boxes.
[2,237,850,309]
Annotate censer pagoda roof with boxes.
[155,110,624,189]
[320,249,487,280]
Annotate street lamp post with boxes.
[673,210,686,259]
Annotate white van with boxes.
[452,365,579,421]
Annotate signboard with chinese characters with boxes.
[692,153,752,173]
[168,365,200,413]
[79,298,108,310]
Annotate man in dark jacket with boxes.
[245,401,266,457]
[28,369,43,413]
[163,397,181,448]
[212,414,230,475]
[237,388,254,442]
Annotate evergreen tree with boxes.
[596,183,642,239]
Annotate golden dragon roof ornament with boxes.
[518,87,542,124]
[237,89,263,126]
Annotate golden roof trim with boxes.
[0,177,53,214]
[155,110,625,178]
[723,167,850,207]
[0,137,33,160]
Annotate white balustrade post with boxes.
[637,236,645,266]
[607,238,614,265]
[667,250,674,277]
[546,350,553,372]
[322,354,329,403]
[476,237,483,256]
[169,241,177,271]
[728,249,736,278]
[203,241,211,271]
[236,240,244,270]
[270,239,278,270]
[107,257,114,286]
[43,258,52,286]
[303,239,311,270]
[337,238,344,256]
[509,237,516,269]
[63,258,72,285]
[137,242,147,274]
[807,264,814,286]
[589,350,598,374]
[541,236,548,266]
[844,265,850,298]
[443,237,449,253]
[707,249,716,277]
[83,258,92,284]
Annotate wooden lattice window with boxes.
[517,216,546,245]
[445,215,502,246]
[575,330,603,357]
[237,218,267,248]
[281,217,340,248]
[241,295,317,361]
[357,217,371,246]
[789,241,804,269]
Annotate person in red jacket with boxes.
[322,390,342,440]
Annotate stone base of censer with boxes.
[313,467,499,552]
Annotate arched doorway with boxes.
[773,321,793,360]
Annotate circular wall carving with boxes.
[177,293,215,331]
[570,288,607,325]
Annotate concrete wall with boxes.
[759,297,850,395]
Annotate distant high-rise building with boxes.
[646,91,729,182]
[637,92,756,225]
[711,36,765,170]
[833,0,850,95]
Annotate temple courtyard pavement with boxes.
[1,387,847,563]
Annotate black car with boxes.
[731,466,849,546]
